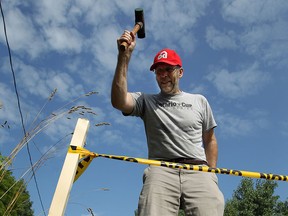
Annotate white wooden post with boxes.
[48,118,90,216]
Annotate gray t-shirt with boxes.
[127,91,217,161]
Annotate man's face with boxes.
[154,63,183,94]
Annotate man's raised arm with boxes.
[111,30,136,114]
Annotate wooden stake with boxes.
[48,118,90,216]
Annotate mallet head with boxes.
[135,8,145,39]
[119,8,145,51]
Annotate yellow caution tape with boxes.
[69,146,96,182]
[73,155,93,182]
[69,146,288,182]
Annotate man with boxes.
[111,30,224,216]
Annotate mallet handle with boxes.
[120,22,143,51]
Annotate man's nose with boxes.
[159,71,168,77]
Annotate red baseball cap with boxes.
[150,48,182,71]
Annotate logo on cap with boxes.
[157,51,168,60]
[150,48,182,71]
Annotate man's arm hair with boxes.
[203,128,218,167]
[111,53,134,114]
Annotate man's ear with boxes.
[178,68,184,78]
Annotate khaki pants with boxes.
[138,166,224,216]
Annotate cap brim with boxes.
[150,60,179,71]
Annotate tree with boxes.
[275,200,288,215]
[0,154,34,216]
[224,178,288,216]
[178,209,185,216]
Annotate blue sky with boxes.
[1,0,288,215]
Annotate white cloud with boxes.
[206,26,237,50]
[43,26,84,53]
[188,83,206,95]
[217,109,268,137]
[148,0,211,52]
[0,7,46,58]
[280,121,288,137]
[31,0,86,54]
[0,0,87,57]
[43,117,77,142]
[17,64,50,98]
[219,0,288,68]
[207,62,270,99]
[48,73,85,99]
[0,82,21,123]
[221,0,288,25]
[89,25,120,72]
[33,0,72,26]
[81,1,118,25]
[0,81,43,145]
[239,20,288,67]
[217,112,253,137]
[10,59,85,101]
